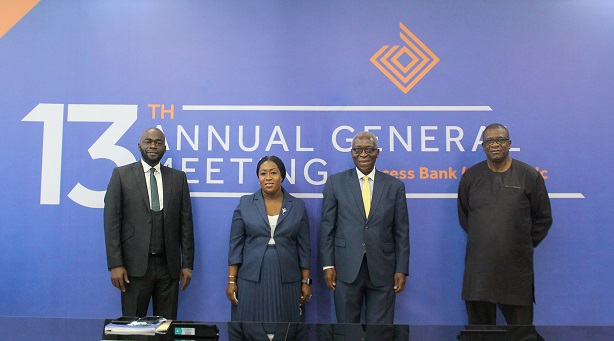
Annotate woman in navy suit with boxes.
[227,156,312,322]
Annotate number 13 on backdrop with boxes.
[22,104,137,208]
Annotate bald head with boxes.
[138,128,166,167]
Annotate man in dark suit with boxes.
[320,131,410,324]
[104,127,194,319]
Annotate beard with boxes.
[140,148,165,166]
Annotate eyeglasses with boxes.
[482,138,509,146]
[351,147,377,155]
[142,139,165,147]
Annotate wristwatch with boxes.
[301,278,312,285]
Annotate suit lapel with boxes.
[369,170,386,221]
[161,166,172,218]
[254,189,292,235]
[276,189,293,227]
[131,162,150,210]
[348,169,367,221]
[253,190,269,227]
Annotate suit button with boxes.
[364,225,368,229]
[361,242,365,247]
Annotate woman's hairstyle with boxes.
[256,155,286,182]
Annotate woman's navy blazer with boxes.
[228,188,310,283]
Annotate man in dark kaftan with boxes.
[457,123,553,325]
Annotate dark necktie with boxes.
[150,168,160,211]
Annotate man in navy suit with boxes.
[320,131,410,324]
[104,127,194,319]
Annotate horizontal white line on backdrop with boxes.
[183,105,493,112]
[190,192,584,199]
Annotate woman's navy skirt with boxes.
[232,245,303,322]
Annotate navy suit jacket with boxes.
[228,188,310,283]
[104,161,194,279]
[320,168,409,287]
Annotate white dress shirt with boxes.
[141,159,164,210]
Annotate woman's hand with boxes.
[226,283,238,305]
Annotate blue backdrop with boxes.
[0,0,612,325]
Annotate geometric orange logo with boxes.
[370,22,440,93]
[0,0,40,39]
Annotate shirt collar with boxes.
[141,159,161,173]
[356,167,376,181]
